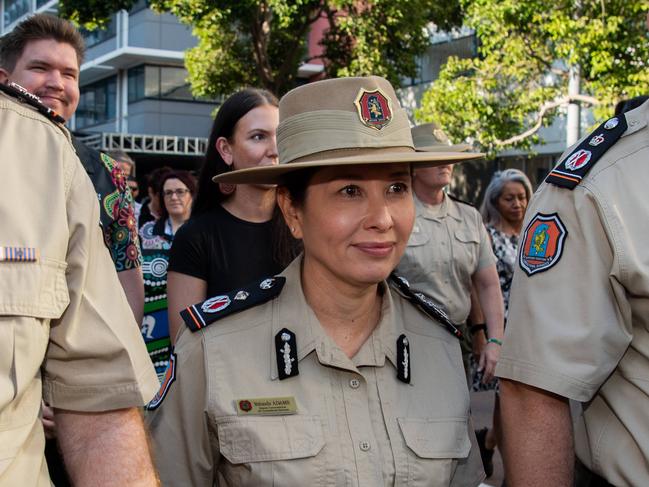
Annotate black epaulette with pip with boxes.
[389,274,463,340]
[0,82,66,123]
[447,193,475,207]
[181,276,286,332]
[545,114,628,190]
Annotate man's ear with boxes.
[215,137,233,167]
[277,187,303,240]
[0,68,10,84]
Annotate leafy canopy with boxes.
[60,0,462,96]
[417,0,649,155]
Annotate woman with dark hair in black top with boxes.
[167,88,285,344]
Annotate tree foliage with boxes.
[417,0,649,155]
[60,0,462,96]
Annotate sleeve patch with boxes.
[519,213,568,276]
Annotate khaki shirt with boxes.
[496,101,649,486]
[0,93,159,486]
[148,258,484,487]
[396,194,495,325]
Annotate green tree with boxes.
[60,0,462,96]
[417,0,649,156]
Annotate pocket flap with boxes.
[217,415,324,464]
[407,227,430,247]
[454,229,479,244]
[398,417,471,459]
[0,259,69,318]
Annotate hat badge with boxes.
[354,88,393,130]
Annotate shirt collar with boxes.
[415,192,462,222]
[269,257,405,379]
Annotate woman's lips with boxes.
[354,242,395,257]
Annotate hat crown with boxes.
[277,76,415,164]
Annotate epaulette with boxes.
[389,274,463,340]
[0,82,66,123]
[447,193,475,207]
[545,114,627,190]
[181,276,286,332]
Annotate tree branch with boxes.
[495,94,600,146]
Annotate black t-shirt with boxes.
[168,205,283,297]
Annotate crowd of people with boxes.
[1,10,648,487]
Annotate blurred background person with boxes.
[470,168,532,478]
[140,170,195,379]
[138,166,171,230]
[397,123,504,388]
[166,88,284,344]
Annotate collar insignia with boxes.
[275,328,299,380]
[396,334,411,384]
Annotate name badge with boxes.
[235,396,298,416]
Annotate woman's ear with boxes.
[277,187,303,240]
[216,137,233,167]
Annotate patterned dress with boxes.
[470,224,519,392]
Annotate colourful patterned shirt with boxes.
[72,137,142,271]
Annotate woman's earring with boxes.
[219,183,235,195]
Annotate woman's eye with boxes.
[388,182,408,194]
[341,185,361,197]
[251,133,265,141]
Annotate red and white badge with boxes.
[201,295,231,313]
[564,149,592,171]
[354,88,393,130]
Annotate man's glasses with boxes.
[163,188,190,198]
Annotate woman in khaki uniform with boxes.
[147,76,486,486]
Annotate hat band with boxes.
[277,109,413,164]
[291,146,416,163]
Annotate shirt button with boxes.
[359,441,371,451]
[349,378,361,389]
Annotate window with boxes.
[77,76,117,128]
[128,65,197,102]
[129,0,149,14]
[36,0,52,7]
[3,0,30,28]
[80,16,116,48]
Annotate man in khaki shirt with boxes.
[0,88,159,485]
[497,100,649,486]
[148,257,485,486]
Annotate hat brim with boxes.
[213,150,484,185]
[416,143,473,153]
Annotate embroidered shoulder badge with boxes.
[519,213,568,276]
[146,352,177,410]
[181,276,286,332]
[546,115,628,189]
[354,87,393,130]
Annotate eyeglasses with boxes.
[163,188,190,198]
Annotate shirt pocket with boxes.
[452,229,480,274]
[0,259,69,460]
[216,415,326,486]
[401,230,434,282]
[396,417,471,486]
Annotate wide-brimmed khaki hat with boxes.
[411,122,473,152]
[213,76,483,184]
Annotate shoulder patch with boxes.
[389,274,462,339]
[0,82,66,123]
[519,213,568,276]
[146,352,177,410]
[546,115,628,189]
[181,276,286,332]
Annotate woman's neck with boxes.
[168,214,188,234]
[301,257,382,359]
[221,185,276,222]
[413,180,446,206]
[496,218,523,236]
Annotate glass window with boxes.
[36,0,52,7]
[80,15,116,48]
[77,76,117,128]
[128,65,198,102]
[3,0,30,28]
[129,0,149,13]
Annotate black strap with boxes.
[0,82,66,123]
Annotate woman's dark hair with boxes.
[192,88,279,215]
[158,170,197,222]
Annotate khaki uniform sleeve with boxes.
[475,215,496,271]
[42,155,159,411]
[147,329,215,487]
[496,184,632,401]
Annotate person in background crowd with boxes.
[0,22,159,487]
[108,149,141,211]
[138,166,172,229]
[166,88,284,345]
[497,97,649,486]
[147,75,486,487]
[0,15,146,485]
[396,123,504,386]
[128,176,140,201]
[140,170,196,379]
[470,168,532,478]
